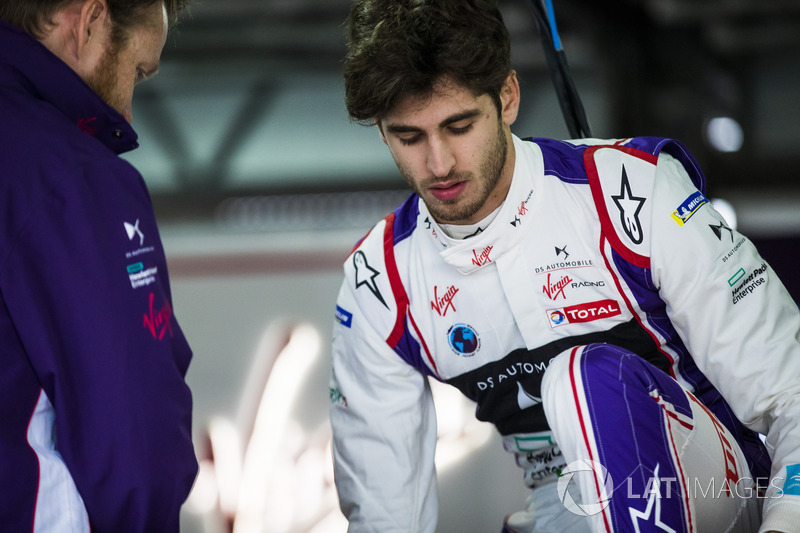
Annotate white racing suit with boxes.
[329,135,800,532]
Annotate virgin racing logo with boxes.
[547,299,621,328]
[431,285,459,317]
[543,272,572,300]
[144,292,173,340]
[471,245,493,267]
[510,189,533,228]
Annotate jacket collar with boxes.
[419,135,542,274]
[0,20,138,155]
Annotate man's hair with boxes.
[344,0,512,125]
[0,0,192,40]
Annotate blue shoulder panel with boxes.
[391,192,421,245]
[525,136,706,194]
[526,137,591,184]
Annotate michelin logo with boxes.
[671,191,708,226]
[335,305,353,328]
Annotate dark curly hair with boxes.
[344,0,512,125]
[0,0,191,40]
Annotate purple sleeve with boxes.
[2,156,197,532]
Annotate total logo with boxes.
[547,299,621,328]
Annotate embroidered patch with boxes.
[671,191,708,226]
[783,464,800,496]
[447,323,480,357]
[335,305,353,328]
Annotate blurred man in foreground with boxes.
[0,1,197,531]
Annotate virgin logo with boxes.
[77,116,98,135]
[543,272,572,300]
[471,245,494,267]
[518,201,529,216]
[144,292,173,340]
[431,285,459,316]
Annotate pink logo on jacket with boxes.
[144,292,173,340]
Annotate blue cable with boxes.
[544,0,563,51]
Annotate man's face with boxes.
[379,76,518,226]
[83,2,168,122]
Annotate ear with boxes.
[75,0,110,57]
[377,122,388,145]
[500,71,521,126]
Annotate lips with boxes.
[428,181,467,202]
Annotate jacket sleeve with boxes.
[329,274,439,533]
[649,153,800,531]
[2,157,197,532]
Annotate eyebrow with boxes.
[384,108,483,134]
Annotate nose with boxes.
[426,136,455,178]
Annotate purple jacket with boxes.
[0,21,197,532]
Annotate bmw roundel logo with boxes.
[447,323,480,357]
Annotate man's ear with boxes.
[377,122,388,145]
[500,71,521,126]
[75,0,110,57]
